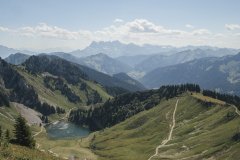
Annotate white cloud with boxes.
[225,24,240,30]
[185,24,194,29]
[0,26,11,32]
[236,33,240,36]
[0,19,240,49]
[19,23,82,40]
[114,18,124,23]
[191,29,211,35]
[104,19,186,36]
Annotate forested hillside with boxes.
[69,84,201,130]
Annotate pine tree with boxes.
[0,125,2,146]
[3,129,10,147]
[13,115,35,148]
[0,125,2,139]
[5,129,10,143]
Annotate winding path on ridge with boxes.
[147,100,240,160]
[148,99,179,160]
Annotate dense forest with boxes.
[104,86,129,96]
[0,90,10,107]
[69,84,201,131]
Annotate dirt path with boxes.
[148,99,179,160]
[33,126,44,149]
[33,125,44,137]
[233,106,240,116]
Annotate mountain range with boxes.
[133,48,238,73]
[141,52,240,95]
[3,41,240,96]
[70,40,176,58]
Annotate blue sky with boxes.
[0,0,240,50]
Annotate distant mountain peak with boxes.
[4,52,30,65]
[92,52,108,57]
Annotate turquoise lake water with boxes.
[45,120,90,139]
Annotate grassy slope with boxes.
[0,104,97,160]
[0,105,60,160]
[91,94,240,160]
[91,97,177,160]
[0,144,61,160]
[83,79,112,100]
[0,104,19,132]
[155,95,240,160]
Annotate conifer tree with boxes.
[0,125,2,139]
[5,129,10,143]
[14,115,35,148]
[0,125,2,146]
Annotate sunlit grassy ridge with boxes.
[90,94,240,160]
[191,92,226,105]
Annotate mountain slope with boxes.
[135,49,238,73]
[90,94,240,160]
[24,55,144,92]
[50,52,79,64]
[52,52,132,74]
[69,84,201,130]
[48,53,145,91]
[79,53,132,75]
[113,72,145,90]
[0,45,21,58]
[116,54,152,68]
[141,53,240,94]
[1,56,112,116]
[0,58,48,114]
[4,53,30,65]
[0,45,33,58]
